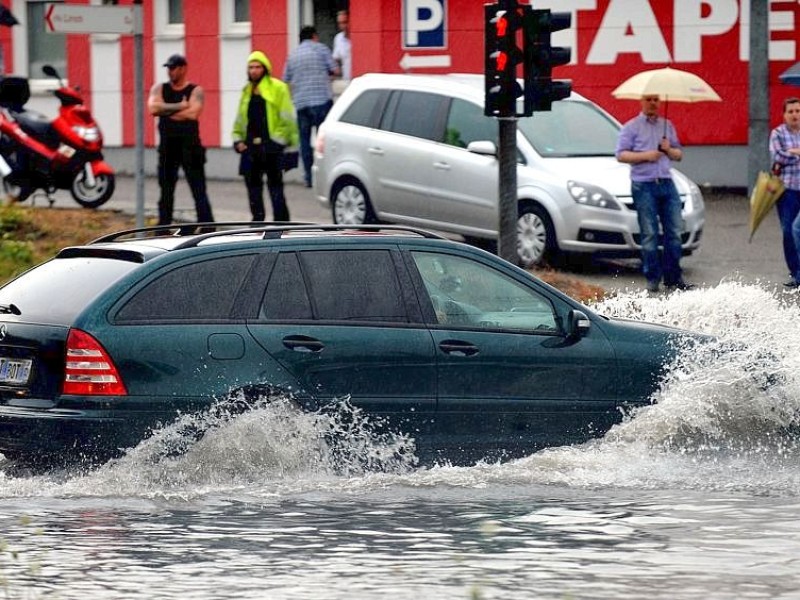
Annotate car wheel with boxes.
[332,178,377,224]
[517,203,556,267]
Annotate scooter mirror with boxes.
[42,65,58,79]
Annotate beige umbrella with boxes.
[612,66,721,102]
[748,170,785,242]
[612,66,722,132]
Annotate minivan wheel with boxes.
[517,203,556,267]
[332,178,377,224]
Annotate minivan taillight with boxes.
[315,129,326,155]
[62,329,127,396]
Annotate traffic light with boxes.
[523,9,572,115]
[484,4,524,117]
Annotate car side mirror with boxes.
[466,140,497,157]
[567,309,591,338]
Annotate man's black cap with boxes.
[163,54,187,68]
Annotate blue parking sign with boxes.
[403,0,446,49]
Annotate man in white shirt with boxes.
[332,9,351,82]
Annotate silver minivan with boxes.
[313,73,705,266]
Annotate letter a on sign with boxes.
[403,0,447,49]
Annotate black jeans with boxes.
[157,136,214,225]
[243,147,289,222]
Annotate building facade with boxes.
[2,0,800,187]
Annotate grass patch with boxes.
[0,205,135,283]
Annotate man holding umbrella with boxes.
[769,97,800,288]
[616,94,694,293]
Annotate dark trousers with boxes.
[297,100,333,186]
[243,148,289,221]
[157,137,214,225]
[776,188,800,280]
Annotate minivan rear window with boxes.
[385,91,446,142]
[339,89,389,128]
[0,257,137,324]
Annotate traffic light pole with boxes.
[485,1,571,266]
[497,117,518,264]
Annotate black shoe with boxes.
[784,278,800,289]
[665,280,696,291]
[646,280,660,293]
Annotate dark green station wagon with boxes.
[0,224,689,468]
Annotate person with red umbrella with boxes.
[615,94,695,294]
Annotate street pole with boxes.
[133,1,145,229]
[748,0,769,194]
[497,116,518,264]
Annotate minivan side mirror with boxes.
[466,140,497,157]
[567,309,591,338]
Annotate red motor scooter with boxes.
[0,65,115,208]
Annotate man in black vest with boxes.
[147,54,214,226]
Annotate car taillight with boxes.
[62,329,127,396]
[314,130,325,155]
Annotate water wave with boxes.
[3,282,800,498]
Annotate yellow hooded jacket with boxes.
[232,51,299,148]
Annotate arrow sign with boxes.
[399,53,452,70]
[44,3,140,35]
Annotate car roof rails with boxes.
[90,222,448,248]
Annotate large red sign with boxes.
[356,0,800,145]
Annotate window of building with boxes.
[234,0,250,22]
[27,2,66,77]
[168,0,183,24]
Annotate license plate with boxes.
[0,358,32,385]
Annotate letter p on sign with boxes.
[403,0,446,49]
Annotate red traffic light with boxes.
[496,15,508,36]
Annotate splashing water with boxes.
[594,281,800,449]
[3,282,800,498]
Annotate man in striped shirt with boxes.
[284,25,338,188]
[769,97,800,288]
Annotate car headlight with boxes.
[685,179,704,212]
[567,180,622,211]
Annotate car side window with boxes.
[385,91,446,142]
[444,98,497,149]
[411,251,558,333]
[115,254,257,322]
[261,252,313,320]
[261,250,409,323]
[301,250,409,322]
[339,89,390,128]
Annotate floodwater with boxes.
[2,281,800,599]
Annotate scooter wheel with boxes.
[2,178,32,203]
[71,171,115,208]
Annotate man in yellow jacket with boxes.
[232,50,299,221]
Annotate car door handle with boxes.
[433,161,451,171]
[282,335,325,353]
[367,147,384,155]
[438,339,479,357]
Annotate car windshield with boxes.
[517,100,620,158]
